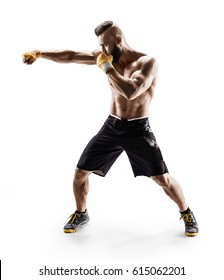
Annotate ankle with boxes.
[76,209,86,214]
[180,207,190,214]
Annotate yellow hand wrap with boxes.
[23,50,42,63]
[96,53,114,73]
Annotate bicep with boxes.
[130,58,158,92]
[70,51,97,65]
[72,49,102,65]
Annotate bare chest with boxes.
[113,61,138,77]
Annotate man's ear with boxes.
[115,36,122,44]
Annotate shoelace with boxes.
[67,212,81,224]
[180,213,193,225]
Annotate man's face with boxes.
[98,32,122,63]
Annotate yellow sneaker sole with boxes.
[185,232,199,237]
[64,228,79,233]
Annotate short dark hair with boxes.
[94,21,113,36]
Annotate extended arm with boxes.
[23,49,100,65]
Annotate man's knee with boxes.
[151,173,171,187]
[74,168,91,181]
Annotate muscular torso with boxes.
[108,54,157,119]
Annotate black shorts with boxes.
[77,115,168,177]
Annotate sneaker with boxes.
[64,210,89,233]
[180,209,199,237]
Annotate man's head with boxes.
[94,21,123,63]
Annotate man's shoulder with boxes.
[136,54,157,69]
[132,53,158,76]
[137,53,156,63]
[92,49,102,59]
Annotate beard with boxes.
[111,43,122,63]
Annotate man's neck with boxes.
[116,46,135,67]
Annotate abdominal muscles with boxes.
[110,91,152,119]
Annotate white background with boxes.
[0,0,224,279]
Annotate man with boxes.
[23,21,198,237]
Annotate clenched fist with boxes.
[96,53,114,73]
[23,50,42,65]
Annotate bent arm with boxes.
[107,57,158,100]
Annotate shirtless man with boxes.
[23,21,198,237]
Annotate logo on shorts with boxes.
[144,123,153,133]
[144,136,158,148]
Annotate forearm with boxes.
[41,50,75,63]
[107,69,136,100]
